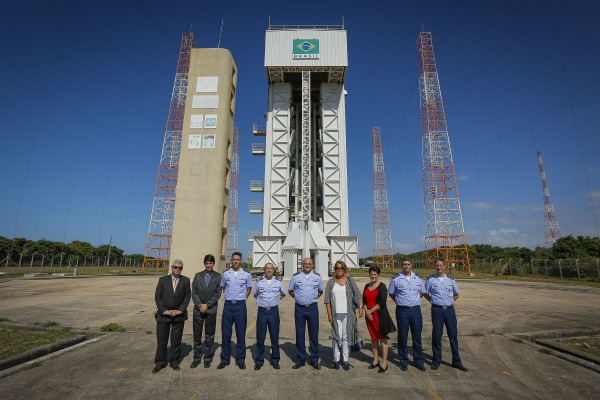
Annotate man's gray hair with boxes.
[172,259,184,266]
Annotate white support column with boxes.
[301,71,311,221]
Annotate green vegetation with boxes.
[101,323,126,332]
[0,329,75,360]
[146,330,153,335]
[33,321,60,328]
[0,317,13,322]
[510,338,524,343]
[538,348,553,355]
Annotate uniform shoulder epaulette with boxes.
[414,273,422,279]
[392,273,400,279]
[257,276,265,281]
[426,274,436,280]
[313,272,321,276]
[276,276,283,281]
[293,271,301,276]
[447,275,455,280]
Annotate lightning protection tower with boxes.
[143,31,196,271]
[536,149,561,244]
[372,127,394,268]
[417,31,471,273]
[226,127,240,255]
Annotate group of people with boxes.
[152,253,468,373]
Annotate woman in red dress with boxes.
[363,266,396,373]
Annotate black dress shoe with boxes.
[204,361,211,368]
[453,364,469,372]
[272,363,280,369]
[368,362,380,370]
[217,362,228,369]
[292,362,305,369]
[254,364,262,370]
[190,360,201,369]
[152,364,163,373]
[416,365,426,371]
[170,363,180,371]
[400,365,408,371]
[431,364,439,370]
[308,361,321,370]
[237,363,246,370]
[378,364,388,373]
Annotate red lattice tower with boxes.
[536,149,561,244]
[143,31,196,271]
[226,127,240,255]
[417,31,471,273]
[372,127,394,269]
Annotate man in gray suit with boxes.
[153,259,191,373]
[190,254,222,368]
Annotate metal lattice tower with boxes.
[226,127,240,255]
[143,31,196,271]
[536,149,561,245]
[372,127,394,268]
[417,31,471,273]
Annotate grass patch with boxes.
[0,317,13,322]
[0,329,75,360]
[146,330,153,335]
[27,361,43,369]
[558,336,600,358]
[510,338,524,343]
[0,266,162,277]
[101,323,126,332]
[538,347,553,355]
[467,332,485,337]
[33,321,60,328]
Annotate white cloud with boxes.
[466,202,495,209]
[489,228,518,236]
[456,174,469,181]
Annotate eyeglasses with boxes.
[172,266,183,270]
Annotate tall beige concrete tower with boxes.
[170,48,238,276]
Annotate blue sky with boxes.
[1,0,599,258]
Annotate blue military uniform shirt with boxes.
[389,272,425,306]
[424,274,459,306]
[252,276,286,308]
[288,271,324,305]
[221,268,253,301]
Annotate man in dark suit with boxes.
[153,259,191,373]
[190,254,222,369]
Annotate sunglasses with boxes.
[172,266,183,270]
[334,267,345,270]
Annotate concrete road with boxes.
[0,275,598,399]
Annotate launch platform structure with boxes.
[536,149,561,244]
[143,31,196,270]
[417,31,471,273]
[250,25,358,278]
[226,127,240,255]
[372,127,394,269]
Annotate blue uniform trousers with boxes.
[221,300,247,364]
[254,306,281,366]
[396,305,424,367]
[294,303,319,364]
[431,305,461,366]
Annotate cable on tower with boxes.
[536,149,561,245]
[372,127,394,269]
[143,30,196,271]
[417,31,471,274]
[226,126,240,255]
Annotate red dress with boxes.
[364,287,383,339]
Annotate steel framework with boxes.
[536,149,561,244]
[417,31,471,273]
[226,127,240,255]
[143,31,196,271]
[372,127,394,269]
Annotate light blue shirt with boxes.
[288,271,324,305]
[424,274,460,306]
[389,272,425,306]
[252,277,286,308]
[221,268,253,301]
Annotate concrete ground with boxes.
[0,275,598,399]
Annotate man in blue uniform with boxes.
[424,258,468,372]
[252,263,286,370]
[389,258,426,371]
[218,252,253,370]
[288,257,324,370]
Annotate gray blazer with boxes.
[191,271,222,315]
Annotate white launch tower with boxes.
[251,25,358,278]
